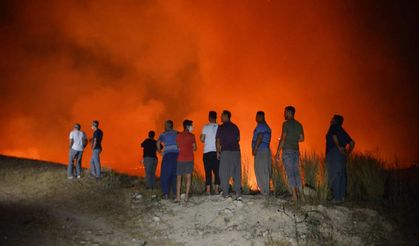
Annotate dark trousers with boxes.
[203,152,220,186]
[326,148,347,201]
[160,152,178,196]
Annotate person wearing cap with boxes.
[252,111,272,196]
[68,123,87,179]
[90,120,103,179]
[325,114,355,203]
[175,120,197,202]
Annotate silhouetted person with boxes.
[252,111,272,196]
[216,110,242,199]
[175,120,197,202]
[275,106,304,202]
[157,120,179,199]
[141,131,160,189]
[90,120,103,179]
[68,123,87,179]
[200,111,220,195]
[326,114,355,203]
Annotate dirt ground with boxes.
[0,156,411,245]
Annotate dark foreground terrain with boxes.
[0,155,417,245]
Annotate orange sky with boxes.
[0,1,418,181]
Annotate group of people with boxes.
[68,120,103,179]
[140,106,355,203]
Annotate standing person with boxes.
[275,106,304,202]
[141,131,160,190]
[216,110,242,199]
[68,123,87,179]
[90,120,103,179]
[175,120,197,202]
[157,120,179,199]
[252,111,272,196]
[200,111,220,195]
[326,114,355,203]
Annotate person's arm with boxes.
[82,135,88,149]
[200,134,206,143]
[275,123,286,160]
[69,138,74,149]
[216,138,221,160]
[252,133,263,156]
[332,135,346,154]
[141,140,145,148]
[348,140,355,155]
[193,136,197,151]
[299,125,305,142]
[156,140,162,153]
[92,137,97,149]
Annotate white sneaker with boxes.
[77,175,81,179]
[67,176,73,180]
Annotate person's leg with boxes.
[176,175,181,202]
[335,153,347,201]
[76,151,83,177]
[292,151,303,201]
[91,149,99,178]
[151,158,158,189]
[185,173,191,201]
[219,151,230,197]
[282,150,297,201]
[68,149,76,178]
[258,150,271,195]
[327,149,340,201]
[232,151,242,196]
[144,157,152,188]
[160,155,169,197]
[212,152,221,194]
[254,151,267,195]
[342,160,347,200]
[170,153,178,197]
[203,153,212,194]
[95,149,102,178]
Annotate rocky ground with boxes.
[0,155,411,245]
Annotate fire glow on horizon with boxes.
[0,1,418,185]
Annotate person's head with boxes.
[91,120,99,130]
[74,123,81,131]
[331,114,344,126]
[148,131,155,139]
[165,120,174,131]
[221,110,231,123]
[183,119,193,132]
[256,111,265,123]
[284,106,296,120]
[208,111,217,123]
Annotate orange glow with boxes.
[0,1,417,184]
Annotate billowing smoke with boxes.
[0,0,418,177]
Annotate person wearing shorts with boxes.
[175,120,197,202]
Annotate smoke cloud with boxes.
[0,0,418,177]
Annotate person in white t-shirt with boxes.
[68,123,87,179]
[200,111,220,195]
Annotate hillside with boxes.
[0,155,413,245]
